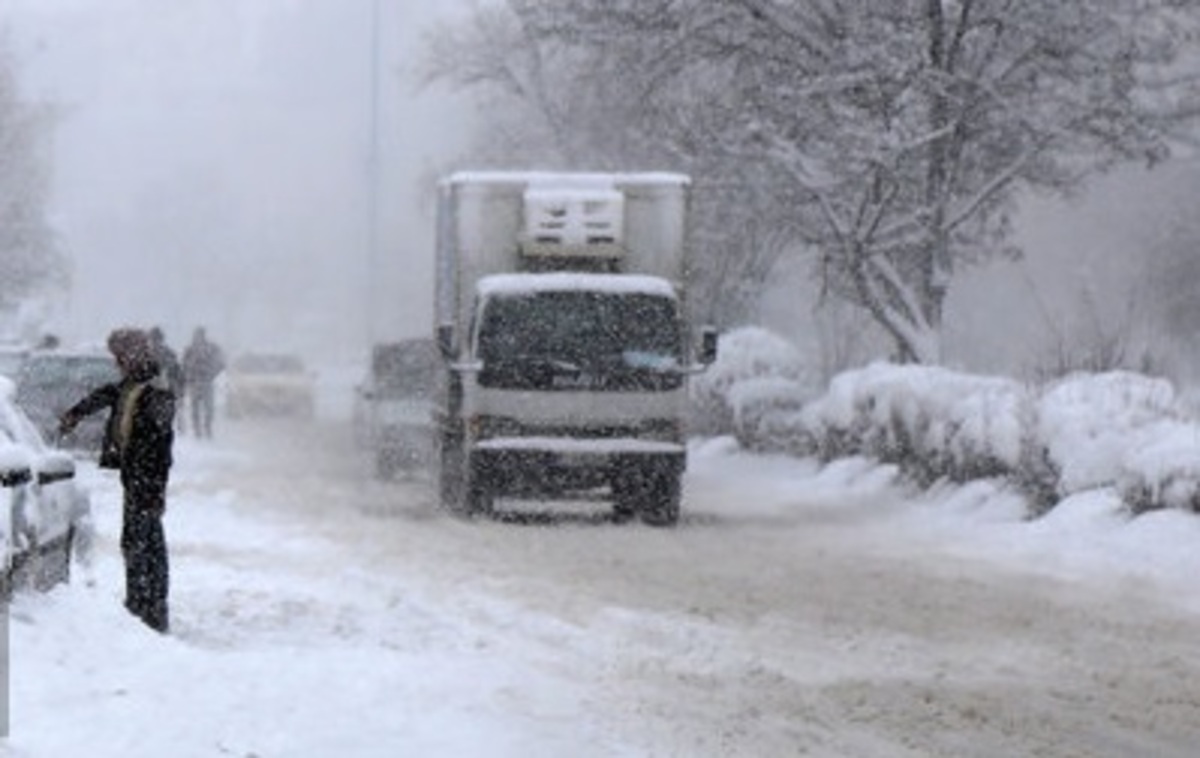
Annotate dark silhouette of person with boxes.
[148,327,186,432]
[60,328,174,633]
[181,327,225,439]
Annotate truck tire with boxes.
[439,429,493,518]
[640,468,681,527]
[463,456,495,518]
[438,429,465,513]
[613,459,682,527]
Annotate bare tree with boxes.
[424,1,1200,362]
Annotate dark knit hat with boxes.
[107,328,158,375]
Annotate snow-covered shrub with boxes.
[1036,371,1182,497]
[725,376,812,453]
[795,366,1200,516]
[799,363,1032,488]
[1177,385,1200,421]
[1116,420,1200,514]
[706,351,1200,518]
[689,326,812,437]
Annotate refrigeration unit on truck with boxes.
[434,171,716,525]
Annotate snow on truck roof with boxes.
[477,273,679,299]
[443,171,690,189]
[524,186,622,202]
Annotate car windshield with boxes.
[475,290,683,391]
[13,354,118,447]
[17,354,119,394]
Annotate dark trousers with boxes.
[190,382,216,438]
[121,496,169,633]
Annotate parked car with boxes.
[353,339,438,479]
[0,376,92,598]
[225,352,316,418]
[14,349,120,454]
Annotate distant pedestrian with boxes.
[148,327,186,433]
[182,326,225,439]
[59,328,174,633]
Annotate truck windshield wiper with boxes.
[545,357,582,373]
[620,350,679,372]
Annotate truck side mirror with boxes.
[436,323,456,361]
[699,327,718,365]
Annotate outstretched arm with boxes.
[60,383,120,433]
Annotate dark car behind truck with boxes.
[355,339,438,479]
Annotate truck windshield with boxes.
[476,291,683,391]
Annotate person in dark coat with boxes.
[181,326,225,439]
[60,328,175,633]
[148,326,186,432]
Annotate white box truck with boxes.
[434,171,716,525]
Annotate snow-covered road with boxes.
[9,417,1200,756]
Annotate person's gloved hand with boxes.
[58,413,77,436]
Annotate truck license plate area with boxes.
[557,451,604,469]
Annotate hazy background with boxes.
[0,0,1192,378]
[0,0,471,366]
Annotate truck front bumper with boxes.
[472,437,685,497]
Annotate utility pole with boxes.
[366,0,381,348]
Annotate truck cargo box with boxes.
[436,172,690,344]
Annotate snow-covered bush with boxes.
[798,363,1032,488]
[725,376,811,452]
[1175,385,1200,421]
[757,364,1200,517]
[689,326,813,436]
[1036,372,1182,497]
[1117,421,1200,514]
[1033,374,1200,514]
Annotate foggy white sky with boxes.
[0,0,1194,376]
[0,0,472,364]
